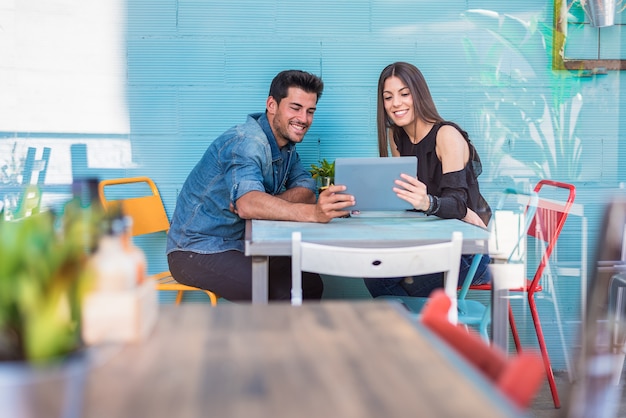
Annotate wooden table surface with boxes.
[81,301,524,418]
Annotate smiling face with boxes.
[266,87,318,147]
[382,76,416,128]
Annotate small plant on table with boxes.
[309,159,335,192]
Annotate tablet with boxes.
[334,156,418,212]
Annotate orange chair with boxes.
[98,176,219,306]
[469,179,576,408]
[422,289,545,410]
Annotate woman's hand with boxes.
[393,173,487,229]
[393,173,430,211]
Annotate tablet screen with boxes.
[334,156,418,212]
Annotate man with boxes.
[167,70,355,301]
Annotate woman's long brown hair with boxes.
[376,62,443,157]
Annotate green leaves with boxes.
[309,159,335,179]
[0,205,96,362]
[462,9,584,181]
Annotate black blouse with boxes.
[394,122,491,226]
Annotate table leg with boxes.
[251,256,269,304]
[491,286,509,352]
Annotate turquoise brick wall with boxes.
[121,0,626,369]
[4,0,626,370]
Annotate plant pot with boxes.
[0,352,87,418]
[317,176,333,194]
[584,0,617,27]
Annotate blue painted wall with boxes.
[4,0,626,369]
[122,0,626,369]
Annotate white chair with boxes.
[291,231,463,323]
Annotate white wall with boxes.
[0,0,131,186]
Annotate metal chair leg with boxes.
[529,293,561,408]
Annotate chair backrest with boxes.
[527,179,576,288]
[98,177,170,236]
[597,222,626,272]
[22,146,51,185]
[291,231,463,322]
[422,289,545,410]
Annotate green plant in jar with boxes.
[0,200,100,363]
[309,159,335,179]
[309,159,335,191]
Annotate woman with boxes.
[364,61,492,298]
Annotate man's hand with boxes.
[314,184,355,222]
[235,187,353,223]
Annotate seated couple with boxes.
[166,63,492,302]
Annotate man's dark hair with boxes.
[268,70,324,104]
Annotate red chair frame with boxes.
[470,179,576,408]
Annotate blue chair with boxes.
[376,188,539,343]
[376,254,490,341]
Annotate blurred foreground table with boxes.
[82,301,525,418]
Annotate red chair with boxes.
[421,289,545,410]
[470,179,576,408]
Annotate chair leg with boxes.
[613,349,626,386]
[546,277,574,381]
[509,304,523,353]
[479,306,491,343]
[528,293,561,409]
[205,291,218,306]
[175,290,184,305]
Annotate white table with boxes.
[243,211,512,348]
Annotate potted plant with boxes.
[0,189,101,417]
[309,159,335,192]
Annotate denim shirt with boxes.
[166,112,316,254]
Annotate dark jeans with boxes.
[364,254,491,298]
[167,250,324,302]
